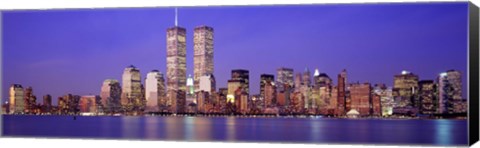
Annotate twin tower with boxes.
[166,25,214,113]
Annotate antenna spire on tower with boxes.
[175,7,178,26]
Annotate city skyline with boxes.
[2,3,468,104]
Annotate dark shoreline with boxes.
[1,113,467,120]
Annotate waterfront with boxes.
[2,115,468,146]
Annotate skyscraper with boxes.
[199,74,216,94]
[42,94,52,113]
[418,80,437,114]
[313,70,332,88]
[100,79,122,113]
[24,86,36,113]
[329,86,338,115]
[294,73,302,92]
[227,80,244,104]
[260,74,275,97]
[393,70,419,108]
[276,67,294,92]
[9,84,24,114]
[372,94,382,116]
[337,69,347,116]
[121,65,143,110]
[373,84,394,116]
[263,80,276,108]
[145,70,166,112]
[79,95,100,113]
[437,70,462,114]
[302,67,312,87]
[231,69,249,94]
[193,26,214,92]
[187,74,194,96]
[349,82,371,116]
[196,91,209,113]
[166,25,187,113]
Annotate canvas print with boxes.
[0,2,473,146]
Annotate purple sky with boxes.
[2,2,469,105]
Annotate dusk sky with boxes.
[2,2,468,104]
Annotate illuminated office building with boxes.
[302,68,312,87]
[313,70,332,88]
[418,80,438,114]
[372,94,382,116]
[437,70,463,114]
[121,65,143,110]
[24,86,36,113]
[260,74,275,97]
[231,69,249,94]
[9,84,25,114]
[100,79,122,111]
[373,84,394,116]
[199,74,216,94]
[263,81,276,108]
[166,25,187,113]
[276,67,294,92]
[329,86,338,115]
[290,91,305,113]
[193,26,214,92]
[186,74,195,108]
[337,69,347,116]
[79,95,100,113]
[393,70,419,108]
[294,73,302,92]
[227,80,244,104]
[349,82,371,116]
[145,70,166,112]
[196,91,209,113]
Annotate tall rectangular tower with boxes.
[166,26,187,113]
[193,26,214,92]
[231,69,249,94]
[276,67,294,92]
[337,69,347,116]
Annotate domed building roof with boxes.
[346,109,360,115]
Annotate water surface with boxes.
[1,115,468,146]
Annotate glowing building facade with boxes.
[100,79,122,113]
[276,67,294,92]
[9,84,25,114]
[79,95,100,113]
[437,70,463,114]
[145,70,166,112]
[193,26,214,92]
[166,26,187,113]
[349,82,371,116]
[24,86,36,113]
[227,80,244,103]
[393,71,419,109]
[418,80,438,114]
[373,84,394,116]
[231,69,249,94]
[260,74,275,98]
[199,74,216,94]
[121,65,143,110]
[337,69,347,116]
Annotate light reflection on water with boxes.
[310,119,320,141]
[435,119,452,145]
[165,116,183,140]
[193,117,212,141]
[226,117,236,141]
[121,116,140,138]
[184,117,194,141]
[145,117,159,139]
[2,115,468,146]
